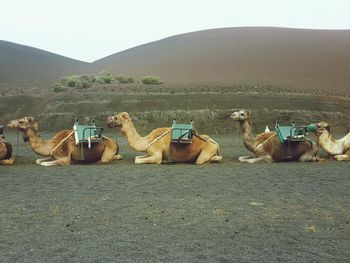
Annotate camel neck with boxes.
[121,119,148,151]
[24,128,53,156]
[240,119,258,152]
[317,132,343,155]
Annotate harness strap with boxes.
[145,130,171,151]
[193,134,218,145]
[50,131,75,156]
[193,134,220,156]
[102,135,113,141]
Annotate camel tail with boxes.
[4,142,12,159]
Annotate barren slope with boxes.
[94,27,350,95]
[0,40,91,88]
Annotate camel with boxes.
[7,117,121,166]
[106,112,222,164]
[230,109,319,163]
[0,131,15,165]
[312,122,350,161]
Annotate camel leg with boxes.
[0,158,15,166]
[112,154,123,160]
[135,154,150,159]
[210,155,223,162]
[135,153,162,164]
[195,147,221,165]
[195,154,209,164]
[99,140,120,163]
[299,152,316,162]
[36,157,54,164]
[299,144,319,162]
[40,151,72,166]
[100,148,117,163]
[238,155,255,162]
[240,155,272,163]
[333,154,350,161]
[40,157,71,166]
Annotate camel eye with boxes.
[240,113,245,116]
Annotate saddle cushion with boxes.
[171,123,193,142]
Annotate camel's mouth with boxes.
[7,121,19,129]
[315,130,323,136]
[106,118,121,128]
[106,122,115,128]
[230,113,239,121]
[230,112,244,121]
[7,122,25,131]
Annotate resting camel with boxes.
[0,134,14,165]
[312,122,350,161]
[107,112,222,164]
[230,109,319,163]
[7,117,121,166]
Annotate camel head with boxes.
[107,112,131,128]
[7,117,38,132]
[314,122,331,136]
[230,109,251,122]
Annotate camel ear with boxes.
[325,124,330,133]
[27,117,35,123]
[247,110,251,116]
[121,112,129,119]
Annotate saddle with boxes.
[171,119,194,144]
[73,119,104,160]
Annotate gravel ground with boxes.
[0,133,349,262]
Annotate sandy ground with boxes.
[0,133,349,262]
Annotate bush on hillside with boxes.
[96,71,113,84]
[54,71,138,90]
[74,79,90,89]
[141,76,162,85]
[65,75,80,87]
[53,84,68,92]
[115,75,134,84]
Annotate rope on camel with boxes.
[50,131,75,156]
[145,130,172,151]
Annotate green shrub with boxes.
[79,74,91,82]
[56,71,135,88]
[53,85,67,92]
[115,75,134,84]
[74,79,90,89]
[97,71,113,84]
[142,76,162,85]
[89,75,96,83]
[66,75,80,87]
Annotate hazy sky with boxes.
[1,0,349,62]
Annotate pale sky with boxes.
[1,0,349,62]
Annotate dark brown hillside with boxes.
[93,27,350,95]
[0,40,92,88]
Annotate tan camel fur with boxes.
[231,110,319,163]
[0,137,15,165]
[7,117,121,166]
[107,112,222,164]
[314,122,350,161]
